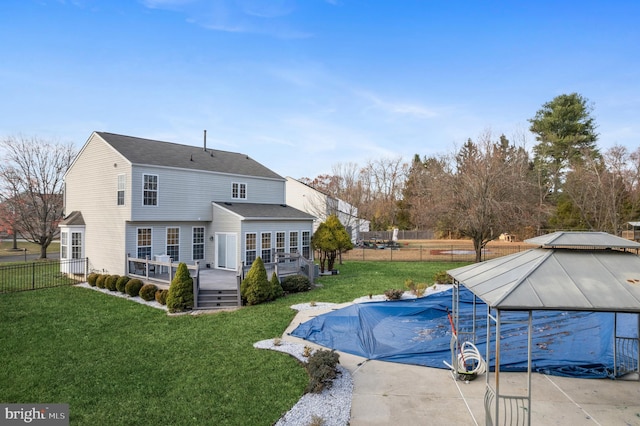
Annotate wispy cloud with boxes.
[355,90,440,119]
[140,0,312,38]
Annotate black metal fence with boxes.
[0,258,88,293]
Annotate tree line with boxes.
[301,93,640,262]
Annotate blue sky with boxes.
[1,1,639,179]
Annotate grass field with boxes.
[0,260,466,425]
[0,240,60,257]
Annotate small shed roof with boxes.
[448,232,640,313]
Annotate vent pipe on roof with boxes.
[203,129,207,152]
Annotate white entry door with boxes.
[216,233,237,270]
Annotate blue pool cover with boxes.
[290,288,638,378]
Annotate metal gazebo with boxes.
[448,231,640,425]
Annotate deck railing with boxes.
[239,253,316,284]
[126,254,199,286]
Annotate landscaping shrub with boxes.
[155,289,169,305]
[125,279,144,297]
[305,349,340,394]
[269,272,284,300]
[87,273,99,286]
[384,288,404,300]
[240,257,271,305]
[116,276,130,293]
[96,274,107,289]
[404,279,427,297]
[106,275,120,291]
[139,283,158,301]
[433,270,453,284]
[280,275,311,293]
[166,263,194,313]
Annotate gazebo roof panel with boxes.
[449,243,640,312]
[525,231,640,249]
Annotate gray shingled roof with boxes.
[97,132,283,180]
[213,202,316,220]
[60,211,85,226]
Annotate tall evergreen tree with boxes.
[528,93,599,199]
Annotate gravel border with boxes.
[75,282,168,311]
[254,339,352,426]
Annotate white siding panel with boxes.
[64,134,131,275]
[285,177,325,232]
[130,168,286,222]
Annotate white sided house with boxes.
[285,176,369,243]
[59,132,316,285]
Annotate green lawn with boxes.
[0,240,60,256]
[0,261,466,425]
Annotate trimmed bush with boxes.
[281,275,312,293]
[240,257,271,305]
[139,283,158,301]
[106,275,120,291]
[125,279,144,297]
[433,270,453,284]
[96,274,107,289]
[269,272,284,300]
[384,288,404,300]
[305,349,340,394]
[166,263,194,313]
[155,289,169,305]
[87,273,99,286]
[116,276,131,293]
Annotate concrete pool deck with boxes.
[284,304,640,425]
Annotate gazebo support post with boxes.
[527,310,532,426]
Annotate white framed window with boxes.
[137,228,152,259]
[143,174,158,206]
[61,231,68,259]
[276,231,285,259]
[71,232,82,259]
[232,182,247,200]
[261,232,272,263]
[245,232,257,265]
[302,231,310,259]
[117,174,125,206]
[166,227,180,261]
[289,231,299,254]
[192,227,205,261]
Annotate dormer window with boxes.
[232,182,247,200]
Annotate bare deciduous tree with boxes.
[563,145,637,234]
[358,157,407,230]
[0,135,76,258]
[405,132,539,261]
[452,133,539,261]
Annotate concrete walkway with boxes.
[284,305,640,425]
